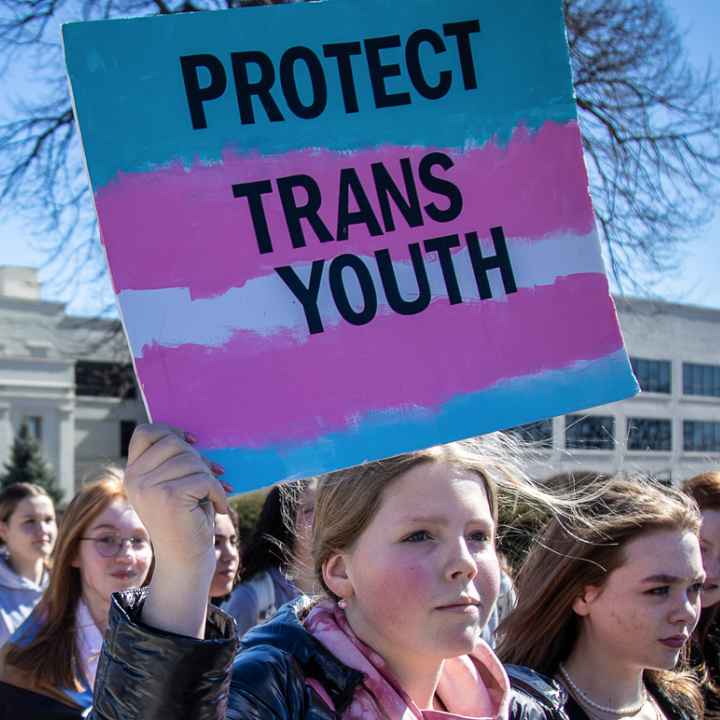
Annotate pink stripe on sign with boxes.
[97,121,594,299]
[134,273,621,448]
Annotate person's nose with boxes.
[670,590,700,628]
[445,536,478,581]
[115,539,135,563]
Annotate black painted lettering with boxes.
[419,152,463,222]
[337,168,383,241]
[405,29,452,100]
[322,41,362,113]
[423,234,462,304]
[375,244,431,315]
[466,226,518,299]
[275,261,326,335]
[231,51,284,124]
[329,254,378,326]
[180,54,227,130]
[231,180,274,254]
[371,159,423,232]
[442,20,481,90]
[364,35,412,109]
[277,174,334,249]
[280,46,328,119]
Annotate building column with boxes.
[57,402,76,502]
[0,402,11,467]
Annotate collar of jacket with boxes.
[240,596,365,714]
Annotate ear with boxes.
[572,584,601,616]
[322,552,354,601]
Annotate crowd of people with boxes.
[0,424,718,720]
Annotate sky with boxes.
[0,0,717,316]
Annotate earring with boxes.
[337,598,348,610]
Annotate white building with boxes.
[0,266,147,501]
[0,266,718,499]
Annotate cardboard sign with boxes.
[64,0,639,491]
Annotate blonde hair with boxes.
[3,466,131,704]
[312,433,572,598]
[497,476,702,714]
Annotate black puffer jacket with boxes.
[90,590,568,720]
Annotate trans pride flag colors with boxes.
[64,0,639,491]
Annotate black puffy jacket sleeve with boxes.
[506,665,570,720]
[91,589,238,720]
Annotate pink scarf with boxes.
[304,600,510,720]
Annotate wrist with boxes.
[142,553,216,639]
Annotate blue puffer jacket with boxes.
[90,590,568,720]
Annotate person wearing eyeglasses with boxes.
[0,466,153,719]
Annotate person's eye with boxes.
[213,536,222,548]
[645,586,670,596]
[468,530,491,543]
[403,530,432,543]
[23,519,36,526]
[691,582,705,595]
[97,535,119,546]
[130,537,149,548]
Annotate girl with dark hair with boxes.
[498,478,705,720]
[683,470,720,719]
[0,482,57,648]
[223,478,316,634]
[209,507,241,605]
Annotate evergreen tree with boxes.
[0,424,64,505]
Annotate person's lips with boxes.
[436,596,482,612]
[658,635,687,649]
[110,570,137,580]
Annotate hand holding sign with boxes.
[125,424,229,636]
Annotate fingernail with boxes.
[210,462,225,476]
[221,481,232,494]
[184,431,198,444]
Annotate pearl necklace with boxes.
[558,664,648,716]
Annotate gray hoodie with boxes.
[0,552,48,647]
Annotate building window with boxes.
[683,421,720,452]
[627,418,672,451]
[565,415,615,450]
[23,416,43,443]
[75,361,137,399]
[683,363,720,398]
[120,421,137,458]
[507,419,553,447]
[630,357,671,394]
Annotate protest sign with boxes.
[63,0,639,492]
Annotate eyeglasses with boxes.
[79,535,151,558]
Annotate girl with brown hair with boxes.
[86,423,581,720]
[0,467,153,718]
[497,478,705,720]
[0,482,57,648]
[683,470,720,719]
